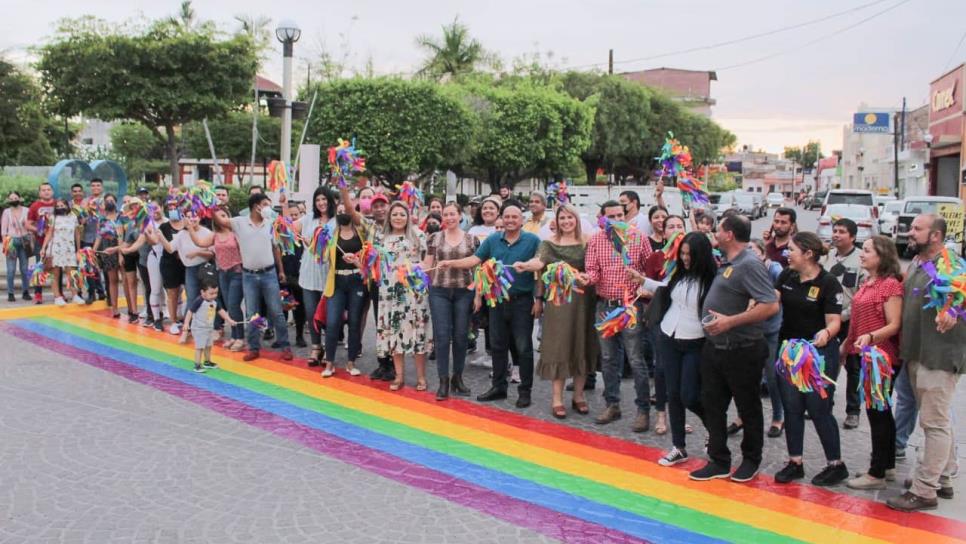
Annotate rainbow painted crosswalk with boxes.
[1,304,963,544]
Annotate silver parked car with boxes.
[817,203,879,244]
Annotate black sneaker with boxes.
[264,329,275,341]
[689,462,731,481]
[7,293,15,302]
[154,320,164,332]
[142,318,154,328]
[775,461,805,484]
[295,336,307,348]
[658,447,688,467]
[22,291,31,301]
[202,360,218,369]
[193,365,206,374]
[515,391,531,408]
[730,460,760,482]
[369,365,386,380]
[811,462,849,487]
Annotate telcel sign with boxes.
[852,112,891,134]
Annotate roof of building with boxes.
[256,75,283,94]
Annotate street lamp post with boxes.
[276,20,301,182]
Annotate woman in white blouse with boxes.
[647,232,717,467]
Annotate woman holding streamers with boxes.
[294,186,336,364]
[41,199,83,306]
[349,201,430,391]
[425,202,478,400]
[93,194,123,318]
[514,204,598,418]
[845,235,904,490]
[773,232,847,486]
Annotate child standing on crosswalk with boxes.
[180,280,236,373]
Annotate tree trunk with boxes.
[165,125,179,186]
[583,159,599,187]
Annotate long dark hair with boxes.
[667,232,717,309]
[311,186,335,220]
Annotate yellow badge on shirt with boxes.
[807,286,820,301]
[207,304,216,323]
[722,266,733,279]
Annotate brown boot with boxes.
[632,412,651,433]
[886,491,938,512]
[594,404,622,425]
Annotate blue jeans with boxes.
[242,267,289,351]
[218,268,244,340]
[5,241,29,296]
[656,331,705,449]
[488,295,535,393]
[893,363,918,452]
[184,264,201,306]
[324,273,365,362]
[763,330,783,422]
[598,300,650,414]
[302,288,323,346]
[779,340,842,460]
[429,287,474,377]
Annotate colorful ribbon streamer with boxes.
[28,264,48,288]
[76,247,100,280]
[661,231,683,278]
[395,262,430,295]
[471,258,513,308]
[272,216,300,256]
[775,339,836,398]
[676,174,709,206]
[599,217,635,265]
[247,313,268,330]
[541,261,583,305]
[328,138,366,189]
[358,241,391,283]
[656,132,693,178]
[397,181,424,213]
[859,346,894,411]
[1,236,12,256]
[279,289,299,312]
[267,161,288,192]
[306,224,334,264]
[595,291,638,338]
[547,180,570,205]
[918,247,966,321]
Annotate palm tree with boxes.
[168,1,197,29]
[415,18,494,81]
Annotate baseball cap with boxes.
[137,186,150,194]
[371,193,389,204]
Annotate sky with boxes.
[3,0,964,154]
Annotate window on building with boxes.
[81,138,93,145]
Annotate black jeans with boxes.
[657,332,705,450]
[779,341,841,461]
[488,295,535,393]
[867,381,897,478]
[137,263,152,321]
[844,354,861,416]
[701,339,768,467]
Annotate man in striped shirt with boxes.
[581,200,654,432]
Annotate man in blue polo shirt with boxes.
[439,199,542,408]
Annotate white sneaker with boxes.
[71,295,85,305]
[54,297,66,306]
[169,323,181,335]
[511,366,521,384]
[659,447,689,467]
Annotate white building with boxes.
[75,117,114,154]
[841,105,896,194]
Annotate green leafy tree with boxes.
[37,15,258,184]
[109,122,167,181]
[783,141,823,171]
[303,78,475,187]
[0,58,55,166]
[415,18,497,81]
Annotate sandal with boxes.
[685,424,694,434]
[389,380,404,391]
[655,411,668,435]
[552,405,567,419]
[415,380,428,391]
[308,346,321,367]
[571,399,590,415]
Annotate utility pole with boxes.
[608,49,614,75]
[893,111,900,196]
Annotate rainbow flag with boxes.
[0,305,963,544]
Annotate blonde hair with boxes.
[552,204,585,245]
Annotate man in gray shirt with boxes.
[887,214,965,513]
[690,214,779,484]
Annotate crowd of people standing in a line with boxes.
[1,179,962,512]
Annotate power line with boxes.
[942,29,966,72]
[715,0,912,71]
[563,0,893,71]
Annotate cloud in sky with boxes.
[2,0,962,154]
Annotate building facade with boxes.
[621,68,717,117]
[927,64,966,199]
[841,105,896,194]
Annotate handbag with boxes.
[644,285,671,328]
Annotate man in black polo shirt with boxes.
[690,215,779,483]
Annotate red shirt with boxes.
[27,199,55,247]
[846,276,904,366]
[584,229,654,300]
[766,239,790,268]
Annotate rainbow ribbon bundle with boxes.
[328,138,366,189]
[267,161,288,192]
[247,313,268,330]
[661,231,683,278]
[272,216,301,255]
[595,291,638,338]
[677,174,709,206]
[279,289,299,312]
[859,346,894,411]
[775,339,836,398]
[471,258,514,308]
[396,181,424,213]
[656,132,693,178]
[71,204,88,221]
[358,241,391,283]
[28,264,48,288]
[87,198,103,217]
[65,269,85,292]
[187,181,218,218]
[76,247,100,279]
[917,247,966,321]
[395,262,430,295]
[1,236,12,256]
[306,224,335,264]
[36,215,46,235]
[547,180,570,205]
[599,216,636,265]
[98,219,119,241]
[541,261,583,305]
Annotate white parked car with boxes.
[817,203,879,244]
[877,200,903,238]
[766,192,785,208]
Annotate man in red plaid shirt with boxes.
[581,200,654,432]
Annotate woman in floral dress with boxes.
[41,199,83,305]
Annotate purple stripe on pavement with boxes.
[4,323,649,544]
